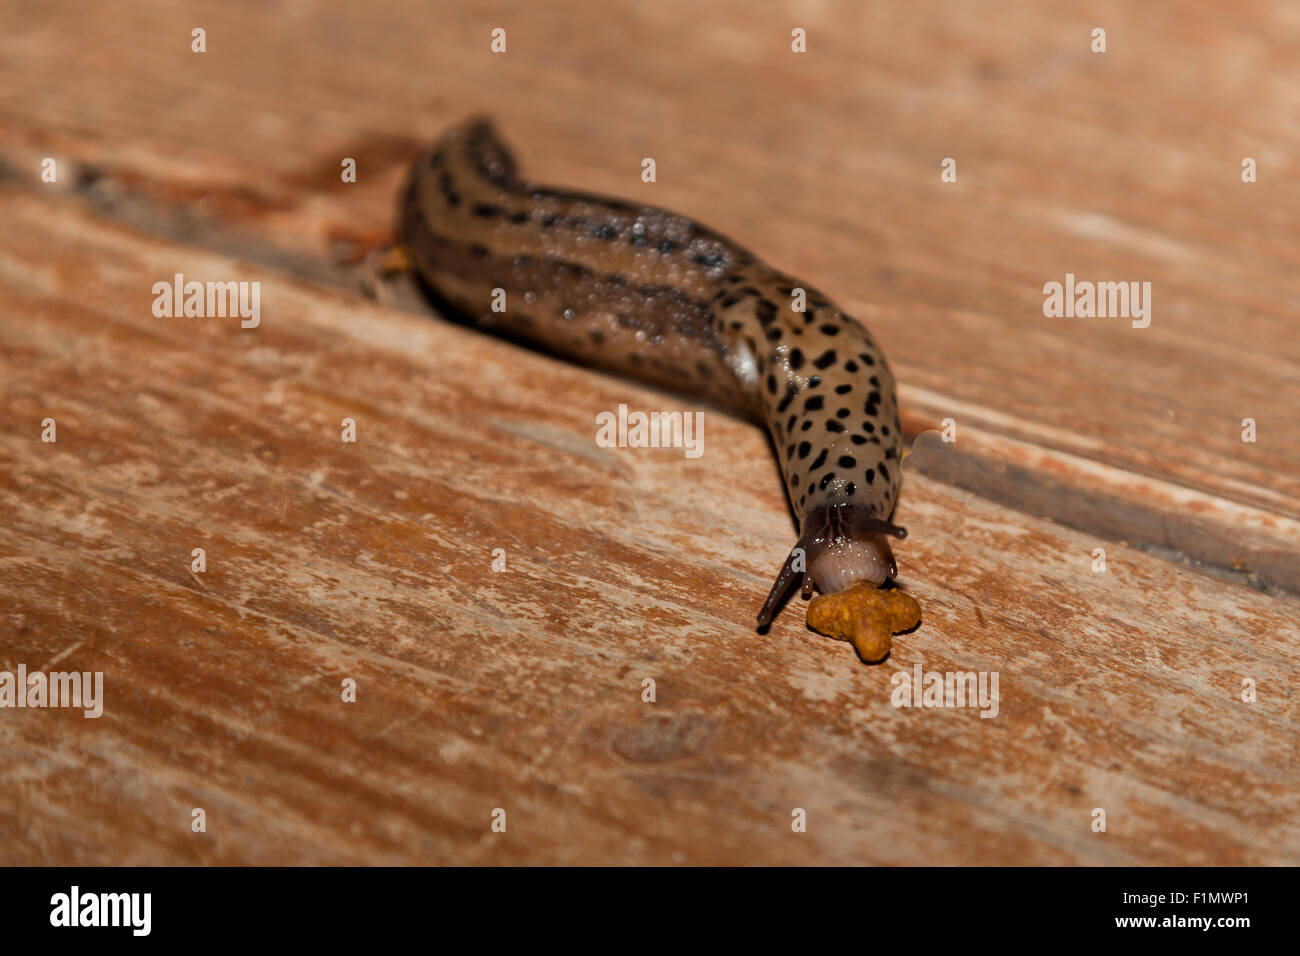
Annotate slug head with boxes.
[756,504,906,628]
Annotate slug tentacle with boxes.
[400,117,907,627]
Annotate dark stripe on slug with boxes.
[404,209,729,352]
[438,173,460,206]
[455,128,758,276]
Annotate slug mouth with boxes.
[756,504,906,628]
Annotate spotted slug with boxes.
[398,117,906,627]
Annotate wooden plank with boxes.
[2,0,1297,590]
[1,195,1297,864]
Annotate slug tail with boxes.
[460,115,520,184]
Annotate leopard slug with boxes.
[398,117,906,627]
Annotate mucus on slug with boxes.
[398,117,908,627]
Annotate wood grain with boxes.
[3,0,1298,585]
[0,0,1297,864]
[1,195,1297,865]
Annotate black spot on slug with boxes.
[813,350,837,370]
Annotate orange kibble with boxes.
[806,583,922,663]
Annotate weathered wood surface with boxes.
[4,0,1298,588]
[0,1,1298,864]
[2,196,1297,865]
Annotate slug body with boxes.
[399,117,906,626]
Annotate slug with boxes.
[398,117,906,627]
